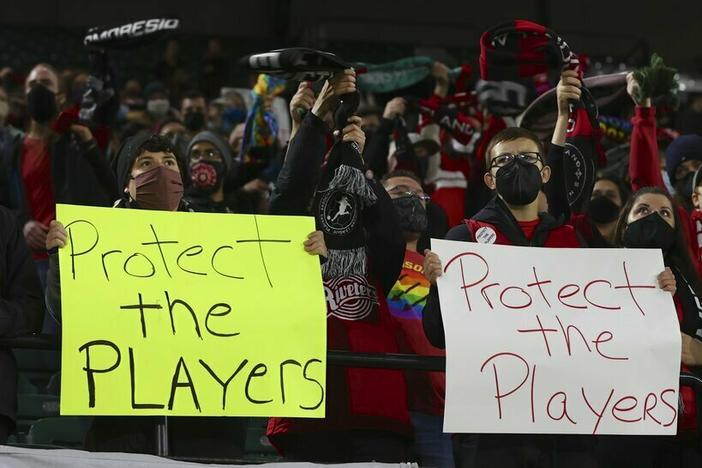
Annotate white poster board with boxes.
[433,239,681,435]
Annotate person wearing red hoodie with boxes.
[604,73,702,277]
[266,71,411,463]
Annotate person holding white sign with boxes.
[609,186,702,465]
[549,67,702,465]
[422,125,595,467]
[422,124,678,466]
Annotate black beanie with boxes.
[186,130,233,173]
[115,132,189,194]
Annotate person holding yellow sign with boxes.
[44,132,327,456]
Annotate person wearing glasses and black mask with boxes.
[421,126,592,468]
[184,130,238,213]
[381,169,453,468]
[423,126,582,286]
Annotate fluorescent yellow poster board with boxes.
[58,204,327,417]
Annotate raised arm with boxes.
[269,70,357,215]
[627,73,666,192]
[544,69,582,219]
[71,124,119,202]
[363,180,406,295]
[363,98,406,179]
[268,112,328,215]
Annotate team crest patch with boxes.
[475,226,497,244]
[319,189,358,236]
[324,275,377,321]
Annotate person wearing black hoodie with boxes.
[0,205,44,443]
[423,124,677,466]
[44,133,201,455]
[184,130,238,213]
[422,126,591,467]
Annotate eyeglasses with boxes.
[386,185,431,202]
[490,152,542,169]
[189,149,222,161]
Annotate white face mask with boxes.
[147,99,170,119]
[0,100,9,123]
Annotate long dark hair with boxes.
[615,186,702,294]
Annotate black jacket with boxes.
[0,205,44,422]
[270,112,405,295]
[0,128,118,225]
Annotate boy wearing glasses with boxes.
[423,126,580,298]
[421,127,588,466]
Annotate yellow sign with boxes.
[58,204,327,417]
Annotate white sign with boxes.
[434,239,681,435]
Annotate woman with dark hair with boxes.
[607,185,702,467]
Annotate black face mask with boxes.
[392,196,428,233]
[190,160,225,196]
[27,84,57,124]
[623,213,677,252]
[676,171,695,199]
[495,158,543,206]
[392,196,429,233]
[184,111,206,132]
[587,196,621,224]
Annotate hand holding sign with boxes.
[656,267,676,295]
[423,249,443,284]
[303,231,328,258]
[46,220,67,250]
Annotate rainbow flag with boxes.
[239,74,287,163]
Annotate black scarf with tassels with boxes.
[314,138,377,279]
[312,91,378,280]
